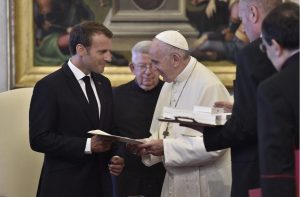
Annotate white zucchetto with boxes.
[155,30,189,51]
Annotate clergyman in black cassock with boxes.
[113,40,165,197]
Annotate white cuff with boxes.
[142,154,162,167]
[85,138,92,154]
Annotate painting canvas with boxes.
[12,0,235,88]
[33,0,123,67]
[13,0,135,87]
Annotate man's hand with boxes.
[214,101,233,113]
[137,139,164,156]
[126,138,147,155]
[91,135,112,153]
[109,156,124,176]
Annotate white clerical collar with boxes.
[289,49,300,57]
[68,59,91,80]
[174,57,197,83]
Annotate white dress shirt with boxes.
[68,59,101,154]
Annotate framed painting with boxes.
[12,0,134,88]
[12,0,235,88]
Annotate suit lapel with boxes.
[62,63,98,128]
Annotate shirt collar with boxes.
[289,49,300,57]
[68,59,90,80]
[174,57,196,83]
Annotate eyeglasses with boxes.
[134,63,157,72]
[259,42,267,53]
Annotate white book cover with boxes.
[193,106,224,114]
[161,106,231,125]
[194,113,230,125]
[162,107,194,119]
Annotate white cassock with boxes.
[143,57,232,197]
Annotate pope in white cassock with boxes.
[134,30,232,197]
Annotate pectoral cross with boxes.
[163,128,169,139]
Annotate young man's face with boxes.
[81,33,112,74]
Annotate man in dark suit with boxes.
[257,3,299,196]
[29,21,124,197]
[181,0,282,196]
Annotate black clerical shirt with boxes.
[113,80,165,197]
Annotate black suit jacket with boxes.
[203,38,276,197]
[29,62,114,197]
[257,53,299,197]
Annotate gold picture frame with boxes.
[13,0,134,88]
[12,0,235,88]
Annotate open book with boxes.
[159,106,231,126]
[88,130,144,144]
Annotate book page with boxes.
[88,130,144,144]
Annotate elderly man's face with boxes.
[131,52,160,91]
[149,39,175,82]
[238,1,257,42]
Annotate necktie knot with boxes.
[82,76,91,84]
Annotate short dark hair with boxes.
[262,2,299,50]
[69,21,113,55]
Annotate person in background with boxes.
[180,0,283,196]
[29,21,124,197]
[202,0,283,196]
[191,0,249,63]
[113,41,165,197]
[186,0,230,36]
[132,30,232,197]
[257,2,299,196]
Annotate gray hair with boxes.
[131,40,152,61]
[240,0,283,16]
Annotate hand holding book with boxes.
[159,106,231,126]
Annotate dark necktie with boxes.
[82,76,99,124]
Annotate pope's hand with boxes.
[137,139,164,156]
[126,139,147,155]
[214,101,233,113]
